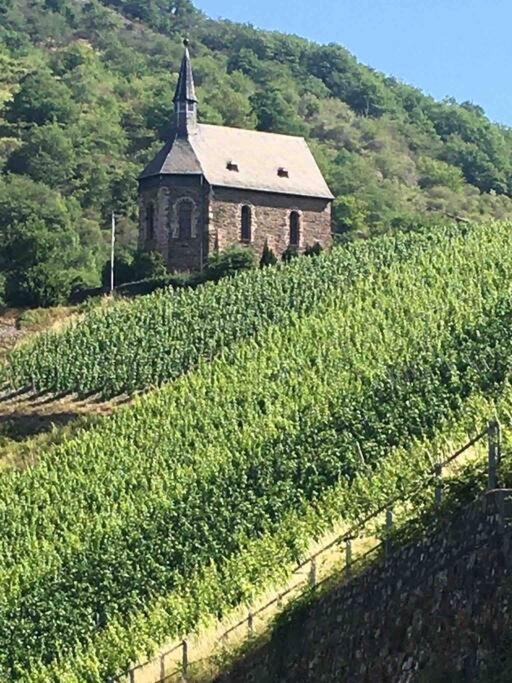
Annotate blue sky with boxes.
[194,0,512,126]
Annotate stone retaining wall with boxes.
[220,490,512,682]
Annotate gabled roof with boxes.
[140,124,334,200]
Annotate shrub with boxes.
[260,241,278,267]
[282,245,299,262]
[206,245,257,281]
[304,242,324,257]
[8,262,75,307]
[131,249,168,281]
[101,252,133,288]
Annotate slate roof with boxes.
[140,124,334,200]
[173,42,197,103]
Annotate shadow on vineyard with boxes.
[0,390,130,470]
[0,410,79,441]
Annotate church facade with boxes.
[138,41,333,272]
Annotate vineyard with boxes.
[0,221,490,398]
[1,220,512,681]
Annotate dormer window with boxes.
[227,161,239,172]
[278,167,289,177]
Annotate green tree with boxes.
[332,195,369,234]
[304,241,324,256]
[281,245,299,262]
[7,122,75,190]
[6,69,77,126]
[417,157,464,191]
[131,249,168,280]
[250,88,307,135]
[101,251,133,287]
[260,240,278,267]
[0,175,92,306]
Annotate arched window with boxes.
[241,205,252,242]
[178,200,193,239]
[289,211,300,246]
[146,204,155,240]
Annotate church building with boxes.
[139,40,333,272]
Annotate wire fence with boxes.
[113,419,501,683]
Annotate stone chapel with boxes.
[138,40,333,272]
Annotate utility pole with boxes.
[110,211,116,295]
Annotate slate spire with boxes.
[173,38,198,137]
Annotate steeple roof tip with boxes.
[173,38,197,104]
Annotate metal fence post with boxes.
[488,420,499,490]
[309,557,317,588]
[434,463,443,507]
[384,507,393,559]
[345,539,352,579]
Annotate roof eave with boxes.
[139,167,205,180]
[209,182,334,201]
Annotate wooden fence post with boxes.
[181,640,188,681]
[309,557,317,588]
[248,611,254,635]
[434,463,443,507]
[384,507,393,560]
[345,539,352,579]
[160,653,165,682]
[488,420,499,490]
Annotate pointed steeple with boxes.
[173,39,198,137]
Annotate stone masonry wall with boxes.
[139,176,208,272]
[140,179,331,271]
[209,187,332,259]
[219,490,512,683]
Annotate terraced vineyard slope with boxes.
[1,221,512,681]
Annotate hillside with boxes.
[1,0,512,306]
[1,219,512,680]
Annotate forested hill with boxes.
[1,0,512,308]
